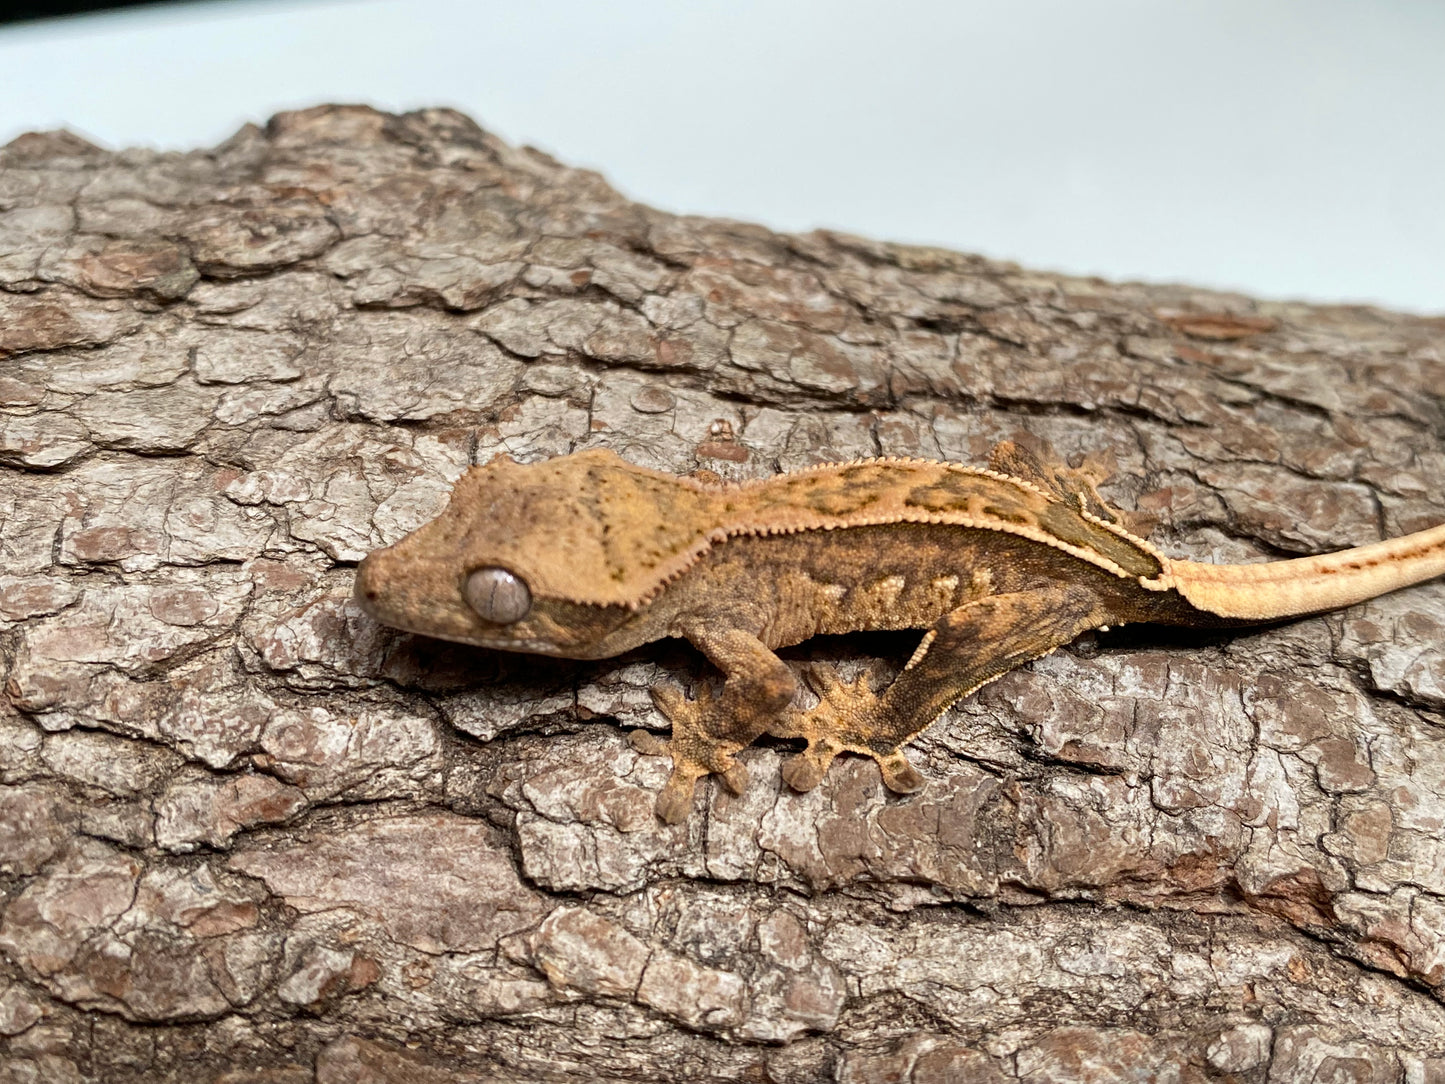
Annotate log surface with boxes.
[2,105,1445,1082]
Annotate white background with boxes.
[1,0,1441,313]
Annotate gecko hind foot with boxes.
[639,684,750,823]
[782,665,869,791]
[785,740,923,794]
[786,664,925,795]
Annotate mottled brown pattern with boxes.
[358,440,1445,825]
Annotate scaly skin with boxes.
[356,441,1445,823]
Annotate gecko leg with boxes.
[782,586,1106,794]
[632,626,797,824]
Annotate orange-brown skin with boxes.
[355,442,1445,823]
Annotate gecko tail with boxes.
[1168,522,1445,621]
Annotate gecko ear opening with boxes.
[465,567,532,624]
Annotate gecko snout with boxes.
[353,549,391,615]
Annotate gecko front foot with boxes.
[632,684,751,824]
[781,664,925,795]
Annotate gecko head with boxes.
[354,449,717,657]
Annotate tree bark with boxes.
[2,104,1444,1083]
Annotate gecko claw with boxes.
[629,730,696,821]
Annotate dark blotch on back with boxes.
[903,477,975,513]
[765,468,894,518]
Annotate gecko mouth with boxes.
[359,602,563,656]
[405,627,564,656]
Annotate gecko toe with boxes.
[875,751,924,794]
[782,737,841,793]
[802,663,845,698]
[627,729,671,757]
[656,770,699,824]
[649,684,691,719]
[719,759,750,796]
[781,753,825,793]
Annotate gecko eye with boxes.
[464,567,532,624]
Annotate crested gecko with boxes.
[355,442,1445,823]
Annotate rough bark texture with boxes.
[2,105,1445,1083]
